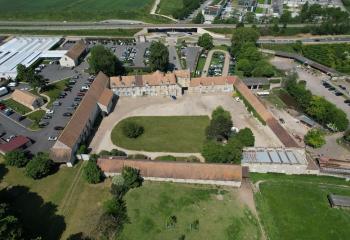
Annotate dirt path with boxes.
[202,49,230,77]
[150,0,178,22]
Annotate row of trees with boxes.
[172,0,205,20]
[16,64,47,90]
[201,106,255,164]
[231,27,275,77]
[285,75,349,131]
[4,150,54,179]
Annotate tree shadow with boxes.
[66,232,94,240]
[0,163,8,182]
[0,185,66,240]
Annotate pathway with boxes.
[150,0,178,22]
[201,49,230,77]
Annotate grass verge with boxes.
[1,98,31,115]
[26,110,46,130]
[42,78,69,107]
[111,116,210,152]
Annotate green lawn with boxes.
[158,0,183,16]
[119,182,261,240]
[42,79,69,107]
[195,56,206,76]
[253,173,350,240]
[1,98,31,115]
[111,116,210,152]
[262,88,286,109]
[0,0,170,23]
[26,110,46,130]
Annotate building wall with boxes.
[242,163,309,174]
[59,56,76,68]
[104,173,242,187]
[188,84,233,94]
[113,84,181,97]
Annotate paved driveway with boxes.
[89,94,283,154]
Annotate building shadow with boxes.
[0,163,8,181]
[0,185,66,240]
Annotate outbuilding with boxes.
[59,40,87,68]
[11,89,44,110]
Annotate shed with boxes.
[328,194,350,208]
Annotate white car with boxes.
[46,109,54,114]
[48,136,57,141]
[6,135,16,142]
[81,85,90,90]
[7,82,18,87]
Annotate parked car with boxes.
[338,85,347,90]
[54,126,64,130]
[328,87,336,91]
[279,118,285,124]
[48,136,58,141]
[64,87,72,92]
[6,135,16,142]
[0,103,6,110]
[335,91,343,96]
[46,109,54,114]
[71,102,79,107]
[81,85,90,90]
[170,95,176,100]
[4,108,13,116]
[344,99,350,104]
[63,112,72,117]
[39,121,49,127]
[7,82,18,87]
[68,80,76,85]
[80,89,87,93]
[77,92,85,96]
[18,115,26,121]
[43,115,52,119]
[53,101,61,106]
[74,97,82,101]
[72,75,79,79]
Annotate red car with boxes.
[0,104,6,110]
[77,92,85,96]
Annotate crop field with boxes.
[0,0,169,23]
[252,173,350,240]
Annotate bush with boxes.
[4,150,28,167]
[122,166,143,189]
[304,129,326,148]
[122,121,144,138]
[110,149,127,157]
[206,106,233,141]
[77,144,88,154]
[111,175,128,199]
[83,160,103,184]
[234,128,255,147]
[25,152,53,179]
[344,130,350,143]
[127,154,149,160]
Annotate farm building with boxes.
[242,147,310,174]
[11,89,44,110]
[0,136,31,154]
[50,72,114,165]
[59,40,87,68]
[328,194,350,208]
[97,158,242,187]
[0,37,65,79]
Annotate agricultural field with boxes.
[111,116,210,152]
[119,181,261,240]
[252,173,350,240]
[0,0,169,23]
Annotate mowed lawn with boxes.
[111,116,210,152]
[0,0,157,22]
[119,182,261,240]
[0,158,111,239]
[158,0,183,16]
[252,174,350,240]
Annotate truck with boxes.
[0,87,8,97]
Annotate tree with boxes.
[83,160,103,184]
[206,106,233,141]
[4,150,28,168]
[251,60,275,77]
[192,12,204,24]
[88,45,124,76]
[16,64,27,82]
[234,128,255,147]
[197,33,214,50]
[27,71,47,90]
[111,175,128,200]
[245,12,256,24]
[236,58,254,76]
[77,144,88,154]
[231,27,260,56]
[201,140,242,164]
[280,10,292,27]
[25,152,53,179]
[121,166,143,189]
[122,121,144,138]
[304,129,326,148]
[0,203,24,240]
[343,130,350,143]
[149,41,169,72]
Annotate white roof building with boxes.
[0,37,66,79]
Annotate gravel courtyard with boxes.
[89,93,283,155]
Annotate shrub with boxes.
[83,160,103,184]
[25,152,53,179]
[122,166,143,189]
[110,149,127,157]
[206,106,233,141]
[77,144,88,154]
[122,121,144,138]
[111,175,128,200]
[304,129,326,148]
[127,154,148,160]
[4,150,28,167]
[234,128,255,147]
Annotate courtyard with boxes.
[89,93,283,155]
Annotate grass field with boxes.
[42,78,69,107]
[1,98,31,115]
[119,182,261,240]
[111,116,210,153]
[158,0,184,16]
[0,0,170,23]
[26,110,46,130]
[252,173,350,240]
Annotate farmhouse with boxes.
[59,40,87,68]
[50,72,113,165]
[188,76,236,94]
[110,70,182,97]
[97,158,242,187]
[11,89,44,110]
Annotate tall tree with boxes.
[149,41,169,72]
[88,45,124,76]
[0,203,24,240]
[231,27,260,56]
[16,64,27,82]
[197,33,214,50]
[192,12,205,24]
[206,106,233,141]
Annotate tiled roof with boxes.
[11,89,40,107]
[97,158,242,182]
[174,69,191,78]
[190,76,236,87]
[98,88,114,107]
[65,40,86,60]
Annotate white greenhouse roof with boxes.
[0,37,65,79]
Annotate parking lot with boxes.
[39,63,76,83]
[0,61,93,154]
[90,93,283,154]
